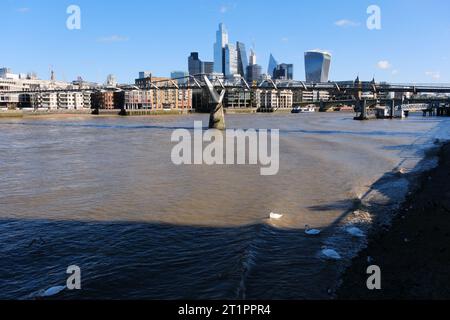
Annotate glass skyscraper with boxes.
[202,62,214,75]
[249,49,257,66]
[246,49,262,83]
[304,50,332,83]
[268,54,278,78]
[246,64,262,83]
[213,23,229,74]
[224,43,238,77]
[188,52,203,75]
[236,42,248,78]
[273,63,294,80]
[213,23,247,78]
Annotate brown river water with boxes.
[0,113,449,299]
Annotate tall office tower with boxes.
[267,54,279,78]
[213,23,229,74]
[246,49,262,83]
[202,62,214,74]
[273,63,294,80]
[236,42,249,78]
[249,49,257,66]
[188,52,203,75]
[224,43,238,78]
[246,64,262,83]
[304,50,332,82]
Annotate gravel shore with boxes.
[337,142,450,299]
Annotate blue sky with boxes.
[2,0,450,84]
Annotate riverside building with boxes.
[255,89,293,110]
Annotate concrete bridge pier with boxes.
[389,100,395,118]
[354,99,368,120]
[436,105,449,117]
[319,101,326,112]
[423,104,435,117]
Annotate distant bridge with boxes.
[2,74,450,95]
[400,104,430,112]
[1,74,450,126]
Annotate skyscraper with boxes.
[268,54,278,78]
[188,52,203,75]
[273,64,294,80]
[236,42,248,78]
[246,49,262,83]
[249,49,257,66]
[213,23,229,74]
[224,43,238,77]
[202,62,214,75]
[304,50,332,83]
[246,64,262,83]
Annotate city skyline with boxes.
[1,0,450,83]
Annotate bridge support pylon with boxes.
[204,75,226,130]
[354,99,368,120]
[209,101,226,130]
[319,101,326,112]
[389,100,395,118]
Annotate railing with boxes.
[2,74,450,95]
[400,104,430,111]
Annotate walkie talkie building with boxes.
[304,50,332,83]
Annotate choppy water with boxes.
[0,113,449,299]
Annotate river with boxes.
[0,113,449,299]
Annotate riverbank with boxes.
[0,109,92,118]
[337,142,450,300]
[0,108,356,118]
[0,111,23,118]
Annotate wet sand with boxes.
[337,142,450,300]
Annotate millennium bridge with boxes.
[2,74,450,129]
[142,74,450,128]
